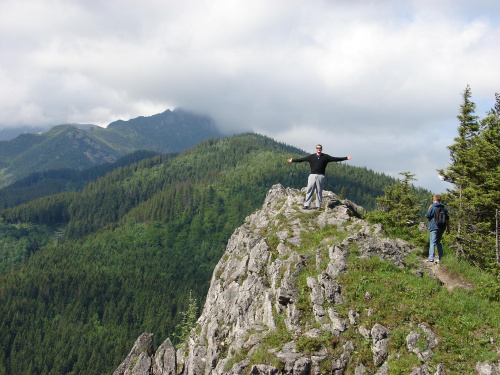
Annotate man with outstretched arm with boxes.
[287,144,352,210]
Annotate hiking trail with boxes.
[422,260,474,292]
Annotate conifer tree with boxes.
[367,172,422,233]
[439,85,479,258]
[173,291,198,347]
[439,87,500,270]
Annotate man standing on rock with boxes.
[287,144,352,210]
[425,194,450,263]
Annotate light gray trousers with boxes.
[305,174,325,208]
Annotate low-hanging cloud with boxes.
[0,0,499,193]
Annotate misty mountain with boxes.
[0,108,222,188]
[0,126,50,141]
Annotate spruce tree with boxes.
[439,87,500,270]
[367,172,422,237]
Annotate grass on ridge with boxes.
[337,247,500,373]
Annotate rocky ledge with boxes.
[114,184,499,375]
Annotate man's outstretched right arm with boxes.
[288,155,310,163]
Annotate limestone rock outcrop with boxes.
[114,184,496,374]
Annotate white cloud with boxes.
[0,0,498,193]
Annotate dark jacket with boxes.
[425,202,449,231]
[291,153,347,175]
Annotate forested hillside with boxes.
[0,108,221,188]
[0,150,159,209]
[0,133,426,375]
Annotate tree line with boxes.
[0,150,160,210]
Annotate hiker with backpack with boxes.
[425,194,450,263]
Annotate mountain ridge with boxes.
[0,108,222,187]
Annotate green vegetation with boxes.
[255,194,499,373]
[229,177,498,374]
[0,220,53,273]
[336,248,499,373]
[367,172,427,227]
[173,291,199,347]
[0,133,398,375]
[0,150,160,209]
[1,85,495,374]
[366,171,431,250]
[0,109,222,188]
[438,87,500,273]
[367,87,500,274]
[356,87,500,372]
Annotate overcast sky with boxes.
[1,0,499,193]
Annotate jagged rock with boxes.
[408,362,444,375]
[133,354,152,375]
[225,360,250,375]
[371,323,389,367]
[355,363,369,374]
[113,184,436,375]
[326,246,348,278]
[406,323,438,362]
[409,364,432,375]
[375,361,388,375]
[113,333,155,375]
[332,340,354,374]
[409,363,445,375]
[476,361,500,375]
[435,364,445,375]
[319,272,344,305]
[152,338,176,375]
[348,309,360,325]
[350,233,413,269]
[307,277,324,305]
[358,325,371,340]
[328,308,348,335]
[291,356,312,374]
[250,364,281,374]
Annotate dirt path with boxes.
[422,260,474,292]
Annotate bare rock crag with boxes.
[114,184,497,374]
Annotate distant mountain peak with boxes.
[0,108,222,187]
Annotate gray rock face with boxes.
[476,361,500,375]
[406,324,438,363]
[113,333,155,375]
[115,184,494,374]
[153,339,177,375]
[371,323,389,367]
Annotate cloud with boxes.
[0,0,499,193]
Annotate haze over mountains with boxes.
[0,126,49,141]
[0,108,222,188]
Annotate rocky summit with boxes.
[113,184,494,375]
